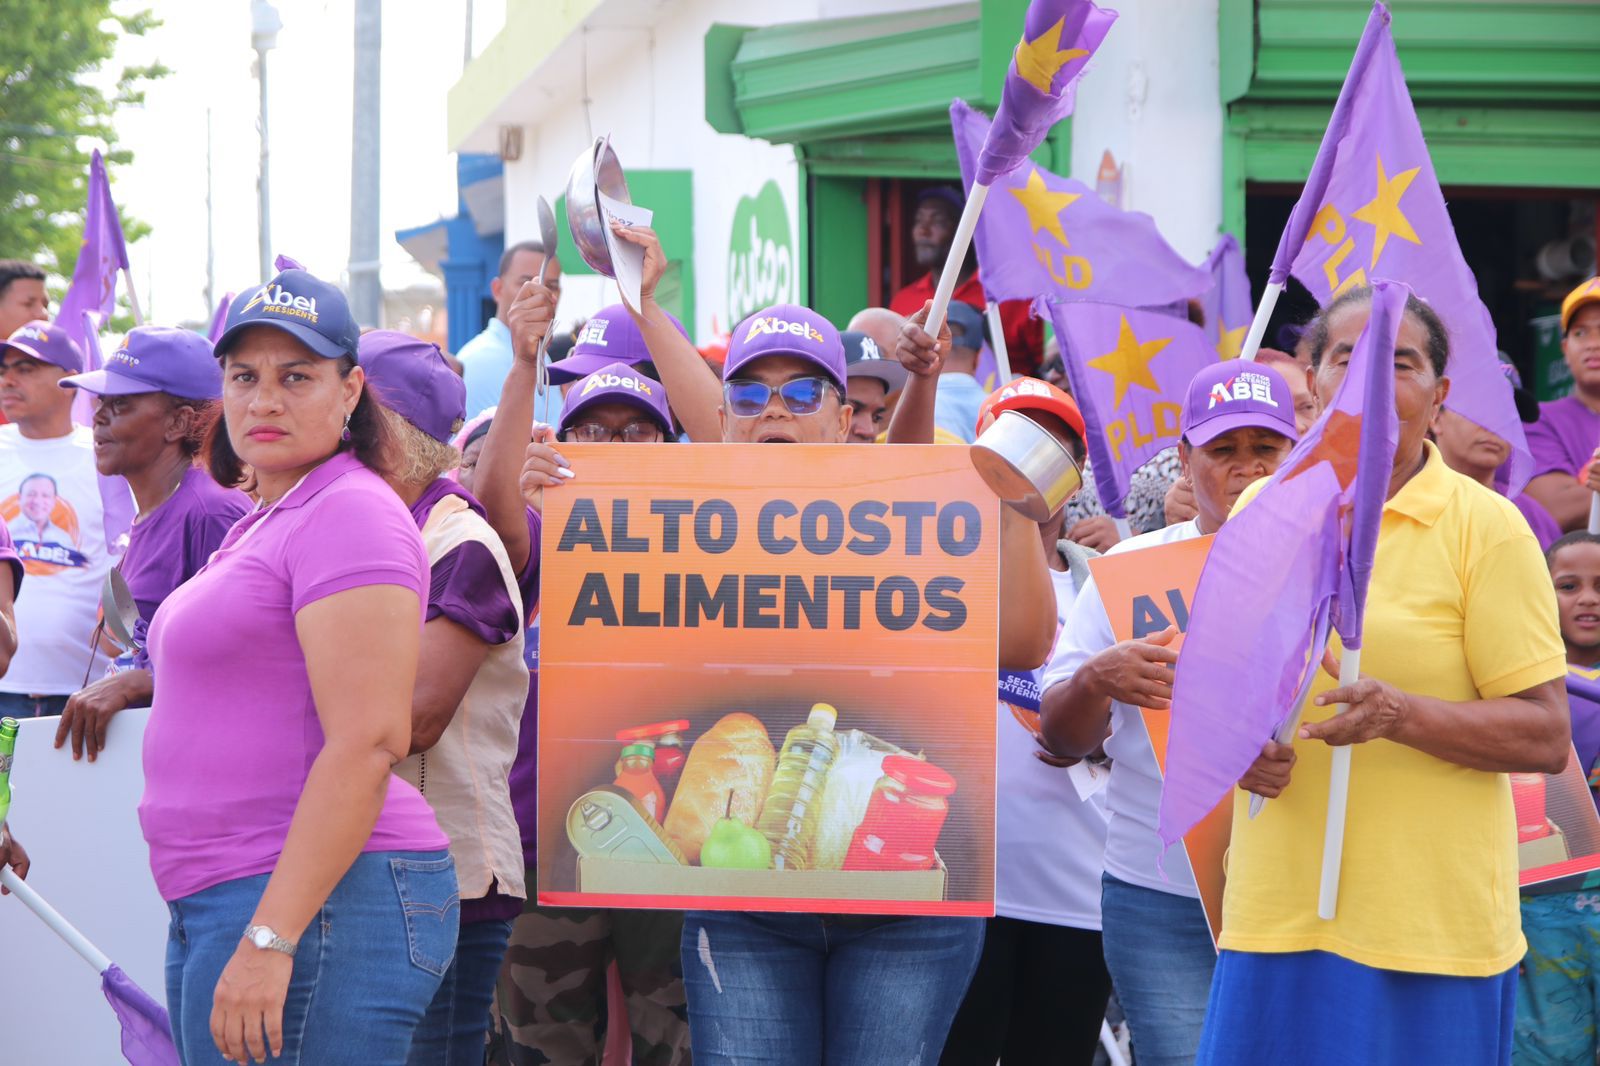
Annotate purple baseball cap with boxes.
[357,331,467,444]
[546,304,688,385]
[59,326,221,401]
[1181,360,1299,446]
[723,304,846,391]
[0,320,83,373]
[559,362,673,435]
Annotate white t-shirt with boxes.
[995,564,1110,929]
[1040,520,1202,898]
[0,425,117,693]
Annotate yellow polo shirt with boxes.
[1219,442,1565,976]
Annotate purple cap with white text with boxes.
[558,361,673,434]
[545,304,687,384]
[60,326,221,401]
[357,330,467,443]
[723,304,846,390]
[1180,359,1299,446]
[0,320,84,374]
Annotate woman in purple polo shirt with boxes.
[53,325,248,761]
[140,269,456,1065]
[358,330,530,1066]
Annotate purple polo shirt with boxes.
[140,451,447,902]
[1513,493,1561,551]
[1527,396,1600,481]
[510,508,542,868]
[123,467,249,663]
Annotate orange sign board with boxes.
[1088,535,1231,942]
[537,444,1000,915]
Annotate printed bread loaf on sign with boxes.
[662,712,775,863]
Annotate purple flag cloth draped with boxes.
[1266,1,1529,492]
[974,0,1116,185]
[1200,234,1253,360]
[101,964,180,1066]
[954,101,1210,310]
[273,254,306,273]
[206,293,234,344]
[78,315,136,557]
[1156,279,1406,849]
[1048,300,1219,518]
[54,151,129,363]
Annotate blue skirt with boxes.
[1196,949,1516,1066]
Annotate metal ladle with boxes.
[533,195,560,405]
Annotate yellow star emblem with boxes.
[1216,323,1247,361]
[1009,168,1080,247]
[1088,316,1172,408]
[1014,17,1089,95]
[1350,154,1422,269]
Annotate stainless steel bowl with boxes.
[969,409,1084,521]
[564,135,632,278]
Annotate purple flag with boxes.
[1266,1,1529,492]
[1157,279,1406,848]
[78,317,136,556]
[54,151,130,366]
[1049,301,1219,518]
[101,964,180,1066]
[206,293,234,345]
[273,253,306,273]
[975,0,1116,185]
[1200,235,1253,360]
[954,101,1210,309]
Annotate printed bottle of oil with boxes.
[755,703,841,870]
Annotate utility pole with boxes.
[348,0,382,327]
[252,1,282,285]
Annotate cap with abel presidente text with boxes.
[214,269,359,362]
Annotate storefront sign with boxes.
[726,180,795,324]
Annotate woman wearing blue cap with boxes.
[53,326,248,762]
[141,270,456,1065]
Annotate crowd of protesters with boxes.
[0,210,1597,1066]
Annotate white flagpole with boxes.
[119,267,145,327]
[984,301,1013,384]
[1237,280,1283,364]
[1317,647,1362,919]
[925,183,991,338]
[1588,492,1600,535]
[1,867,113,974]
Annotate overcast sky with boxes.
[100,0,506,325]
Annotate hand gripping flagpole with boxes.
[1317,647,1363,920]
[925,183,992,340]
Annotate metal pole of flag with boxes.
[925,183,992,339]
[1317,648,1362,919]
[1,867,114,974]
[1236,281,1283,364]
[984,302,1012,385]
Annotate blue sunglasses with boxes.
[723,376,840,418]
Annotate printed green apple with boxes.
[700,792,772,869]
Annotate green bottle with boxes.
[0,717,17,828]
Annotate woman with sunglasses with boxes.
[53,326,248,762]
[515,221,1056,1066]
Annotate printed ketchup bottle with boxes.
[616,720,690,789]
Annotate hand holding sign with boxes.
[520,427,574,512]
[1086,625,1178,710]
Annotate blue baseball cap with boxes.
[559,361,673,434]
[724,304,847,391]
[59,326,221,402]
[945,302,985,351]
[358,331,467,444]
[214,269,358,362]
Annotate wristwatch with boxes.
[242,924,297,957]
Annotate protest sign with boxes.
[1088,534,1230,941]
[537,445,1001,916]
[1515,748,1600,891]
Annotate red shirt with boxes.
[889,270,1043,376]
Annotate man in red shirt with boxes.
[888,188,1042,376]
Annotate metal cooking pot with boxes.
[564,135,632,278]
[969,409,1083,522]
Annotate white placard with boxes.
[598,190,654,312]
[0,709,170,1062]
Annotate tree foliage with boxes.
[0,2,168,281]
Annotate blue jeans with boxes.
[407,916,515,1066]
[681,912,984,1065]
[1099,873,1216,1066]
[165,850,458,1065]
[0,691,68,718]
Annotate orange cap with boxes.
[976,377,1086,442]
[1561,277,1600,333]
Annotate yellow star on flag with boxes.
[1350,154,1422,269]
[1216,323,1247,361]
[1014,17,1089,95]
[1009,168,1080,247]
[1088,316,1172,408]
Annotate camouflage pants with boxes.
[486,870,692,1066]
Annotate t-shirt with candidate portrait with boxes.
[0,423,123,694]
